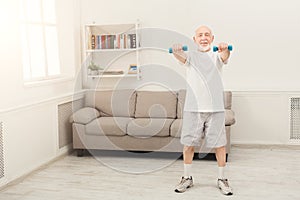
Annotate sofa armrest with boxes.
[225,109,236,126]
[69,107,100,125]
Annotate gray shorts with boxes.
[180,111,227,148]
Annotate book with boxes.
[122,34,126,49]
[97,35,101,49]
[115,34,120,49]
[110,35,115,49]
[101,35,106,49]
[129,34,136,48]
[91,35,95,49]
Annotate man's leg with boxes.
[215,146,226,167]
[215,146,233,195]
[183,145,195,164]
[174,146,195,193]
[183,146,194,178]
[176,111,203,193]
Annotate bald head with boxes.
[195,25,213,36]
[193,25,214,52]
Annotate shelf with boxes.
[88,74,138,78]
[83,21,140,82]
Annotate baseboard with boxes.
[57,143,73,156]
[232,143,300,150]
[0,149,72,191]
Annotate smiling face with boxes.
[193,26,214,52]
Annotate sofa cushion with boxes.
[135,91,177,118]
[85,90,136,117]
[85,117,133,136]
[127,118,174,137]
[170,119,182,138]
[69,107,100,125]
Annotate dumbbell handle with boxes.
[213,45,233,52]
[169,45,188,53]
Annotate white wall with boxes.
[231,91,293,145]
[1,99,65,186]
[0,0,81,110]
[0,0,81,187]
[80,0,300,91]
[80,0,300,146]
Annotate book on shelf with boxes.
[128,34,136,48]
[91,35,95,49]
[89,33,137,50]
[101,35,106,49]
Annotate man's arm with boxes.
[217,43,231,63]
[172,44,187,64]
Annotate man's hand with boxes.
[217,42,230,63]
[172,44,187,64]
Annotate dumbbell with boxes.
[169,45,232,53]
[168,45,188,53]
[213,45,233,52]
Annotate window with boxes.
[20,0,60,82]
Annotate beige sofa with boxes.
[70,90,235,157]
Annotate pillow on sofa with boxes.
[85,90,136,117]
[69,107,100,125]
[135,91,177,118]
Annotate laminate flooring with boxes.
[0,146,300,200]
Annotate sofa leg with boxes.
[77,149,85,157]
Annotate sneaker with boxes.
[217,179,233,195]
[174,176,194,193]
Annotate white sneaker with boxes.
[174,176,193,193]
[217,179,233,195]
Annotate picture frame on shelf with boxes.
[128,64,137,74]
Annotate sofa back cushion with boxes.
[85,90,136,117]
[135,91,177,118]
[177,90,233,118]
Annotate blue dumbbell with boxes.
[169,45,188,53]
[213,45,233,52]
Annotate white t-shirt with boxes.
[183,50,226,112]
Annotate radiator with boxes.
[58,99,84,149]
[0,122,4,179]
[290,97,300,140]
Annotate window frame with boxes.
[20,0,62,83]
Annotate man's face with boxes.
[193,26,214,52]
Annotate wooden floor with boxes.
[0,146,300,200]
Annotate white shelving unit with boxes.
[83,21,141,79]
